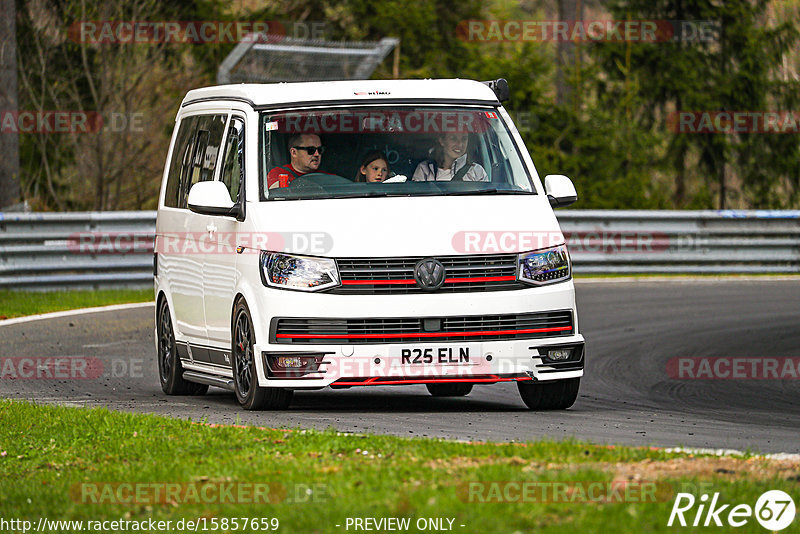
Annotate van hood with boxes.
[246,195,565,257]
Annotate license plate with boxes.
[392,345,478,365]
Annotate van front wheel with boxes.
[232,301,293,410]
[517,378,579,410]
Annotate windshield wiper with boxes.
[270,191,411,201]
[441,188,534,196]
[269,189,533,201]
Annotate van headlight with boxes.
[517,244,571,285]
[260,251,340,291]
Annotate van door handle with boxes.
[206,223,217,236]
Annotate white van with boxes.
[155,78,584,410]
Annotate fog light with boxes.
[277,356,304,368]
[547,348,572,361]
[263,351,333,379]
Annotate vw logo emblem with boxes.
[414,258,446,291]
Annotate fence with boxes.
[1,210,798,290]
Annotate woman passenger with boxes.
[412,132,488,182]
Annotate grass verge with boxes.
[0,401,797,533]
[0,289,153,320]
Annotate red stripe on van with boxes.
[340,275,517,286]
[276,326,572,340]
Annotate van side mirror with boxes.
[544,175,578,208]
[188,181,243,220]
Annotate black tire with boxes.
[426,383,474,397]
[232,300,293,410]
[157,298,208,396]
[517,378,580,410]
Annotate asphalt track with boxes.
[1,280,799,453]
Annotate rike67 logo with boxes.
[668,490,796,530]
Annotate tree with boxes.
[0,0,21,209]
[595,0,800,209]
[555,0,585,107]
[15,0,206,210]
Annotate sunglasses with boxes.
[293,145,325,155]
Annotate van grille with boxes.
[272,311,573,344]
[331,254,526,294]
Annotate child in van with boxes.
[355,151,390,183]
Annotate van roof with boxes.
[181,79,500,109]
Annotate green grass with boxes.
[0,401,795,533]
[0,289,153,320]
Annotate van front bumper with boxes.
[249,279,583,388]
[253,336,584,388]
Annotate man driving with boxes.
[267,133,324,189]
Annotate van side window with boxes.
[189,130,210,190]
[179,114,227,209]
[164,116,198,208]
[220,117,245,202]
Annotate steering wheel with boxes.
[285,174,327,194]
[286,172,354,193]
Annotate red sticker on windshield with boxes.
[485,111,498,119]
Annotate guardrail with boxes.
[1,210,799,289]
[557,210,800,274]
[0,212,155,290]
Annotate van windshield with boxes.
[259,106,536,200]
